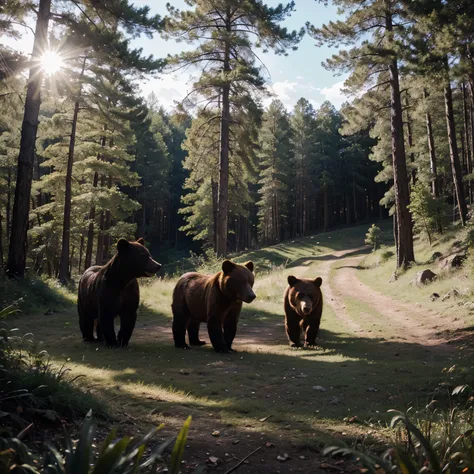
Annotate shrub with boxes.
[365,224,382,251]
[325,385,474,474]
[1,304,104,423]
[0,412,195,474]
[408,183,450,245]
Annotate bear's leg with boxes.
[207,313,229,353]
[117,280,139,347]
[95,319,104,342]
[79,300,96,342]
[188,320,206,346]
[304,318,321,347]
[172,300,190,349]
[286,318,302,348]
[223,307,241,352]
[117,308,137,348]
[98,302,119,347]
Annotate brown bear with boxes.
[77,238,161,347]
[171,260,256,353]
[284,275,323,348]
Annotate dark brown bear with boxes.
[77,238,161,347]
[284,275,323,348]
[171,260,256,353]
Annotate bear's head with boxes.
[287,275,322,317]
[116,238,162,278]
[220,260,256,303]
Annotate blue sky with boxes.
[3,0,348,111]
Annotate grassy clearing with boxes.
[3,219,473,470]
[358,224,474,340]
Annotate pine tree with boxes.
[257,100,292,244]
[164,0,302,256]
[308,0,415,267]
[6,0,163,277]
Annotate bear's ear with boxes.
[244,261,254,272]
[137,237,145,245]
[222,260,236,274]
[313,277,322,288]
[288,275,299,287]
[117,238,130,253]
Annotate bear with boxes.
[284,275,323,348]
[77,238,161,347]
[171,260,256,353]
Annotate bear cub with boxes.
[78,238,161,347]
[171,260,256,353]
[284,275,323,348]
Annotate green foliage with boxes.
[325,391,474,474]
[0,316,105,421]
[0,413,194,474]
[365,224,382,251]
[408,183,449,245]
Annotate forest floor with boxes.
[6,221,474,473]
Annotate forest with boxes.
[0,0,473,280]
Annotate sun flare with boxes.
[40,50,65,75]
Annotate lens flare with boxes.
[40,50,65,75]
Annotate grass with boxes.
[358,223,474,341]
[2,219,473,469]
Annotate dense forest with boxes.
[0,0,473,279]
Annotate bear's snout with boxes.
[301,301,312,315]
[243,289,256,303]
[144,259,161,277]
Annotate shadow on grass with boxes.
[24,303,468,445]
[0,272,75,314]
[286,247,372,270]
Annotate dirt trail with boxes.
[313,247,460,351]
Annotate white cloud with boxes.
[319,80,348,109]
[139,73,193,110]
[264,79,321,112]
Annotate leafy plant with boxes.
[0,412,195,473]
[324,386,474,474]
[365,224,382,251]
[408,183,449,246]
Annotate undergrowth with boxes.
[0,302,105,430]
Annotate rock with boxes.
[430,293,440,302]
[414,269,437,286]
[440,254,466,270]
[211,430,220,437]
[442,289,460,301]
[277,453,290,462]
[429,251,443,263]
[207,456,219,464]
[313,385,327,392]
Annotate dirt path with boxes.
[315,247,459,351]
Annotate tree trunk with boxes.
[424,89,439,198]
[6,167,11,236]
[216,10,231,256]
[0,212,3,268]
[387,9,414,267]
[59,60,85,283]
[323,188,329,232]
[6,0,51,277]
[404,94,416,185]
[444,66,467,225]
[84,172,98,270]
[211,178,218,252]
[462,83,472,203]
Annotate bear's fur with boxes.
[77,238,161,347]
[284,275,323,348]
[171,260,256,353]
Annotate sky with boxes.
[2,0,349,112]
